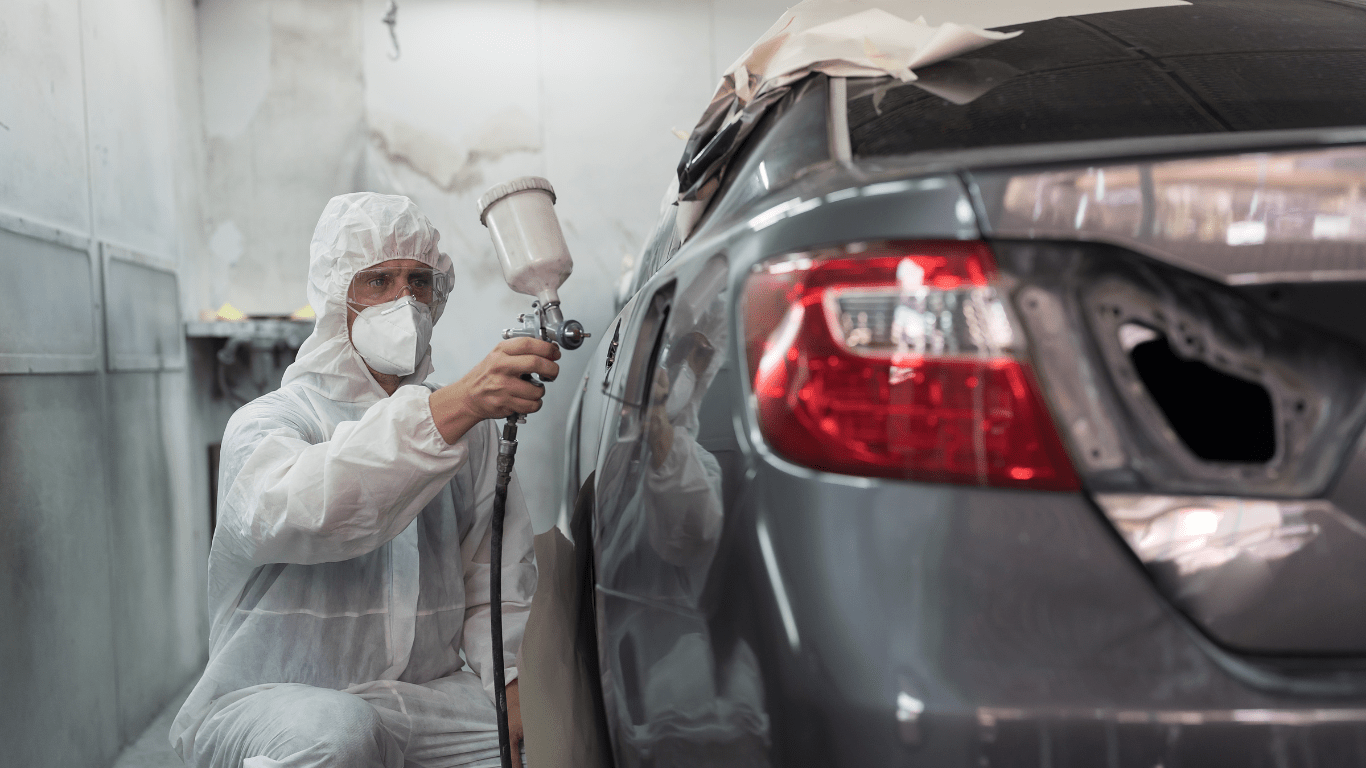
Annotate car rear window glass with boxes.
[1084,0,1366,55]
[849,0,1366,158]
[1169,52,1366,132]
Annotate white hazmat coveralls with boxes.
[171,193,536,768]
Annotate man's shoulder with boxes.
[225,383,325,444]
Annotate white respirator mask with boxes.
[349,295,434,377]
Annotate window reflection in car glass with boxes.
[996,147,1366,281]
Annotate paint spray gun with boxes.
[477,176,589,768]
[484,177,591,361]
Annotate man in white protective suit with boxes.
[171,192,555,768]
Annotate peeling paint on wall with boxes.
[368,108,541,194]
[201,0,367,316]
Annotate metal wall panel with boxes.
[106,371,202,742]
[0,375,121,768]
[0,225,100,374]
[82,0,181,259]
[0,1,92,234]
[103,246,185,372]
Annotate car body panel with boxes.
[749,462,1366,766]
[577,164,1366,765]
[562,0,1366,763]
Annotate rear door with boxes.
[590,255,767,766]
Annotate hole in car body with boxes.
[1122,323,1277,463]
[997,242,1366,499]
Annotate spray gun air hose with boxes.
[490,309,588,768]
[490,417,519,768]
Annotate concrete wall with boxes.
[199,0,794,531]
[0,1,211,765]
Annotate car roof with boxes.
[850,0,1366,157]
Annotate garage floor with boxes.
[111,679,196,768]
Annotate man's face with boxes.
[345,258,443,336]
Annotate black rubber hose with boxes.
[491,416,518,768]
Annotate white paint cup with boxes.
[478,176,573,306]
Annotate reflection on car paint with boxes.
[586,3,1366,758]
[595,255,772,766]
[1097,495,1338,575]
[994,147,1366,284]
[976,705,1366,730]
[1095,493,1366,653]
[755,516,799,653]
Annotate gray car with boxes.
[562,0,1366,764]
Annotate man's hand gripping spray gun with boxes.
[478,177,589,768]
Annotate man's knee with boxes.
[285,690,388,759]
[201,686,398,768]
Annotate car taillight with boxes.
[742,240,1079,490]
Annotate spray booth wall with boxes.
[197,0,794,532]
[2,2,793,765]
[0,0,212,765]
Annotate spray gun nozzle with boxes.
[559,320,590,350]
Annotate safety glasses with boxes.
[348,265,450,307]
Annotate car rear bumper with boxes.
[741,459,1366,766]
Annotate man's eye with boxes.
[412,277,431,288]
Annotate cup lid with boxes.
[478,176,557,226]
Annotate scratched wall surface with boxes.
[199,0,793,531]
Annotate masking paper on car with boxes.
[674,0,1191,239]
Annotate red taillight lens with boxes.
[742,240,1079,490]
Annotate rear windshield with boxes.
[849,0,1366,157]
